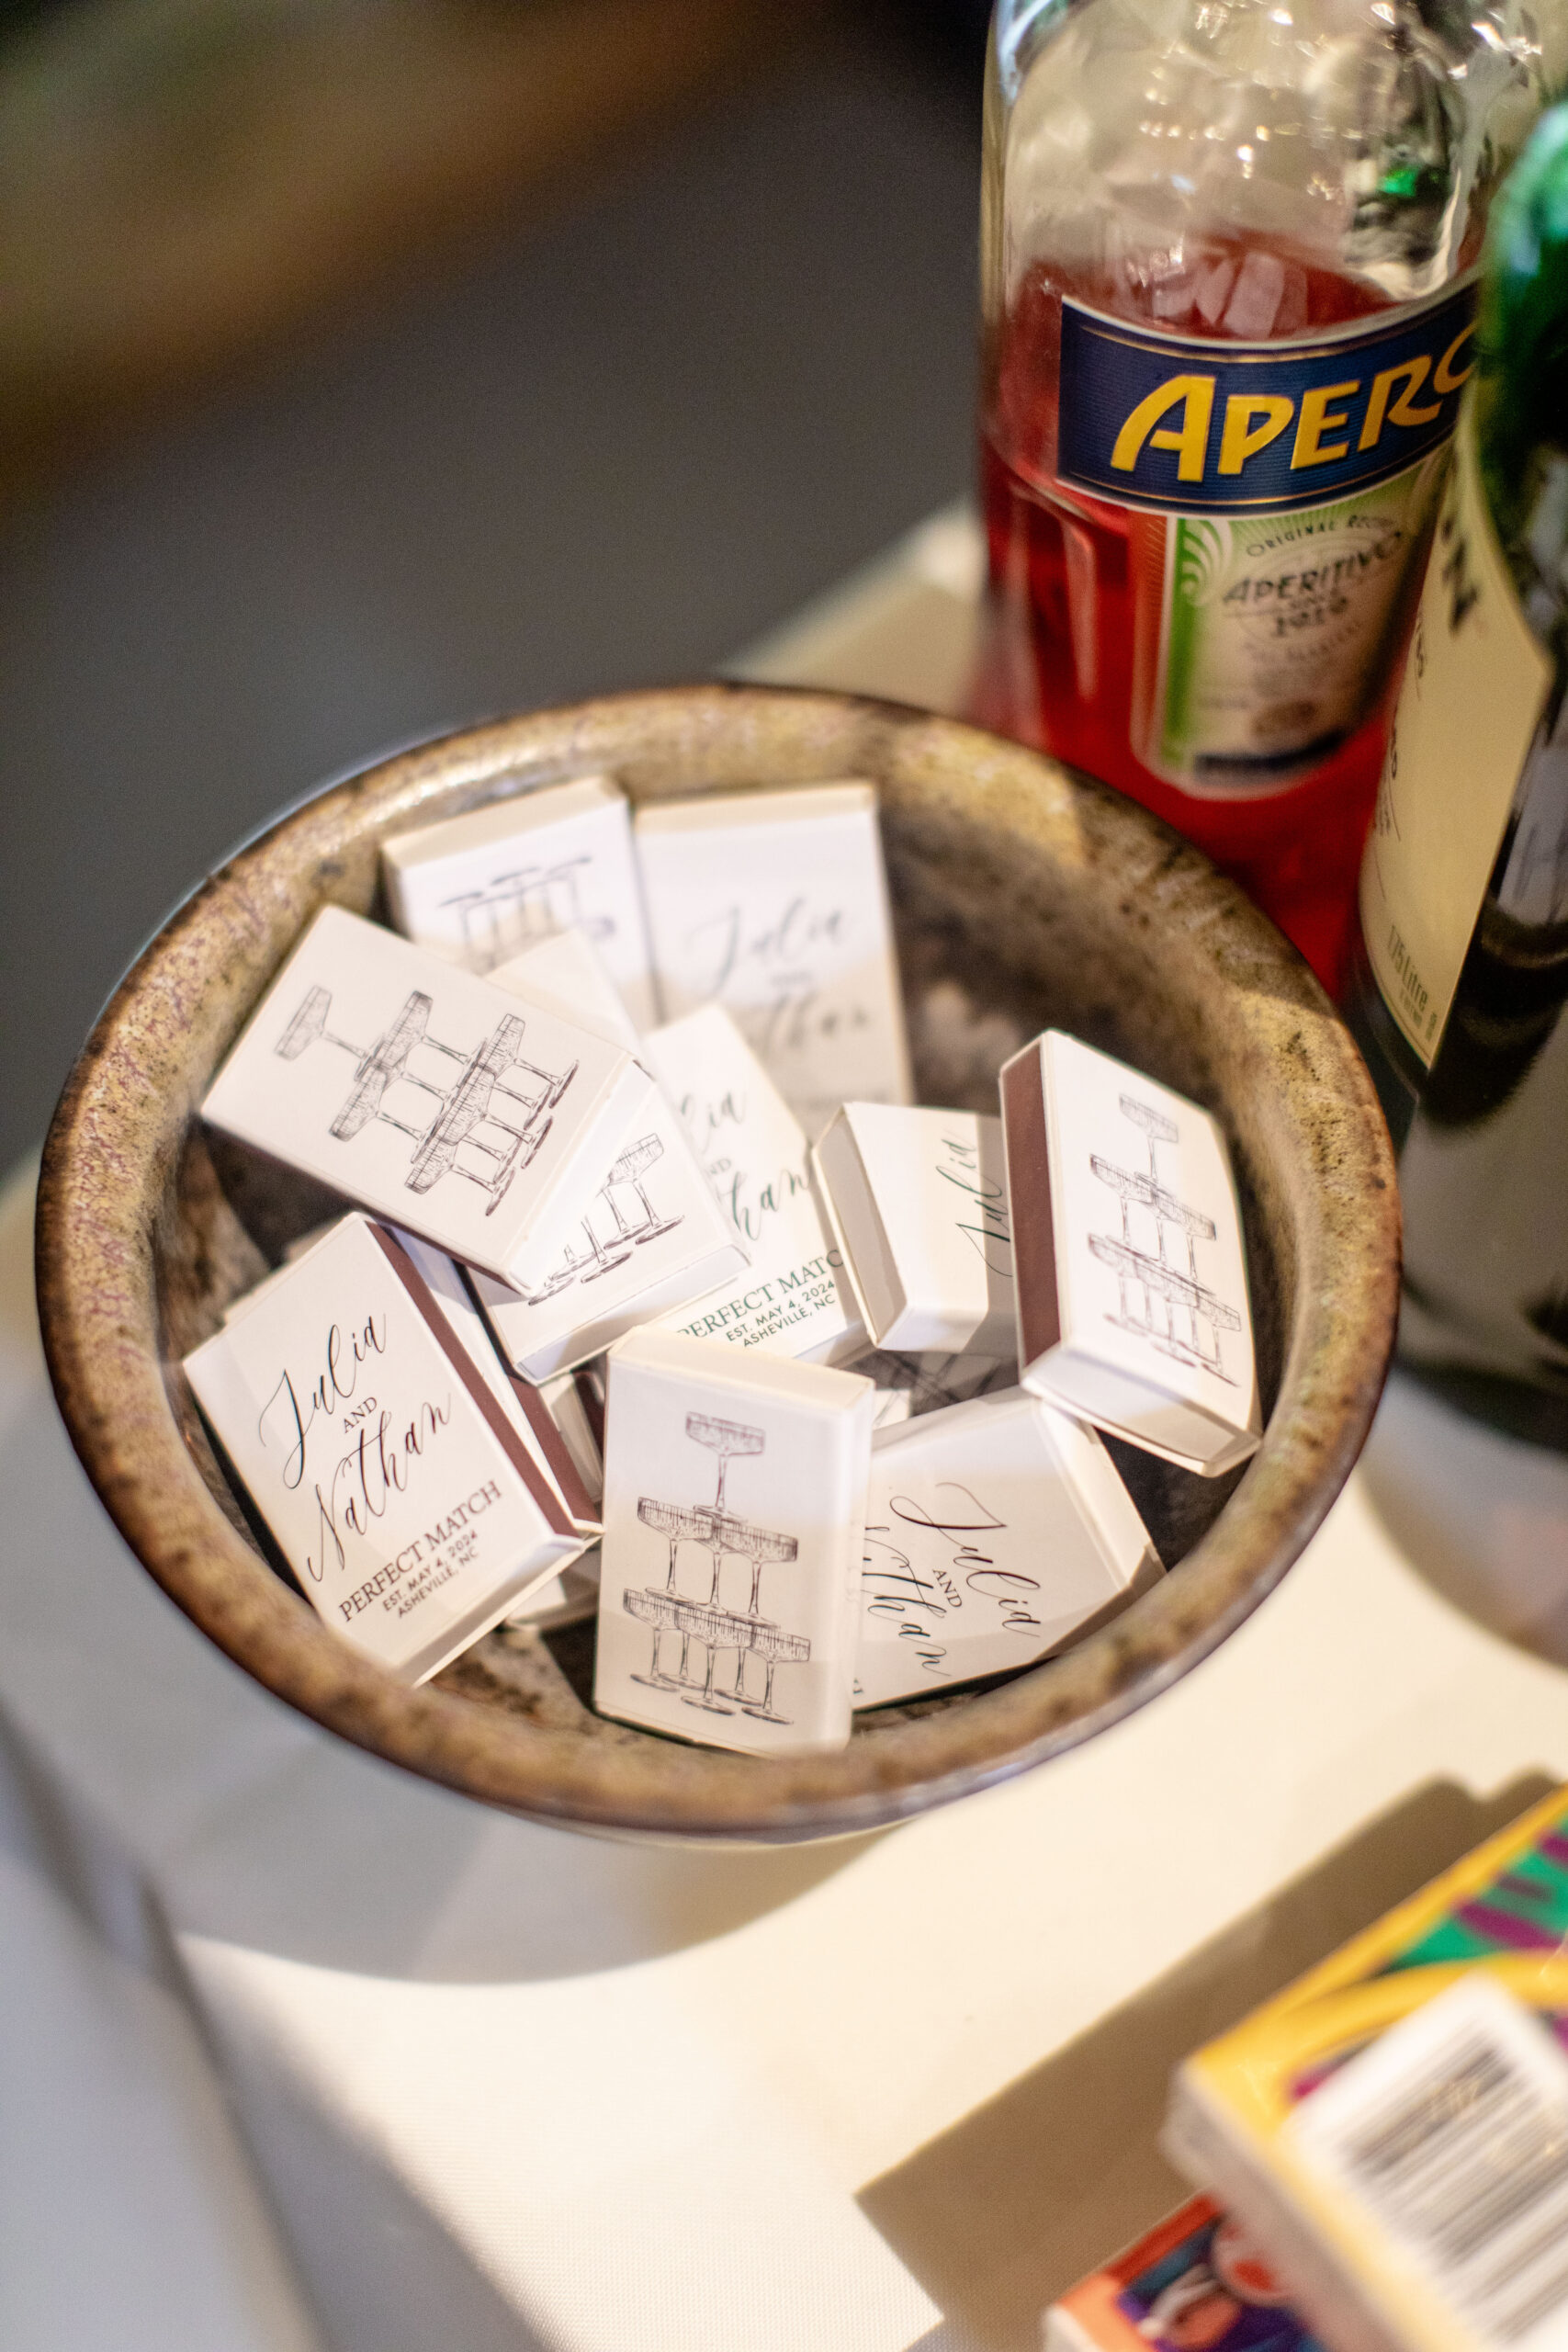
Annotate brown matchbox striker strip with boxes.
[999,1047,1061,1371]
[501,1350,598,1527]
[367,1224,575,1537]
[574,1366,607,1455]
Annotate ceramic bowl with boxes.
[36,686,1399,1842]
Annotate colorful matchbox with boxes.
[380,772,657,1027]
[594,1328,876,1755]
[183,1215,583,1682]
[813,1102,1016,1360]
[200,906,653,1287]
[1165,1782,1568,2352]
[633,782,913,1136]
[1000,1031,1260,1478]
[1043,2196,1317,2352]
[641,1002,864,1363]
[854,1388,1159,1709]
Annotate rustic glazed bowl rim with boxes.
[35,685,1400,1843]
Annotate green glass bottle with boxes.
[1346,101,1568,1444]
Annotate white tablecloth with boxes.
[8,515,1568,2350]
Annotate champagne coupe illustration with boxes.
[624,1411,811,1729]
[517,1135,681,1303]
[724,1524,799,1711]
[1089,1094,1237,1379]
[1089,1235,1242,1372]
[625,1587,682,1690]
[515,1214,633,1306]
[438,855,613,973]
[630,1503,738,1697]
[694,1505,746,1606]
[676,1596,748,1718]
[734,1617,811,1722]
[687,1413,764,1511]
[636,1498,704,1594]
[516,1250,589,1307]
[602,1136,680,1248]
[576,1136,678,1281]
[732,1520,798,1620]
[563,1217,636,1288]
[273,983,577,1212]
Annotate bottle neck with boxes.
[1473,107,1568,681]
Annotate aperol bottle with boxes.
[973,0,1562,981]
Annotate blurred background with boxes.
[0,0,987,1172]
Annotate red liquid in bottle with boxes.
[973,247,1413,986]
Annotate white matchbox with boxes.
[466,1084,750,1384]
[490,925,642,1054]
[200,905,653,1287]
[633,781,913,1136]
[641,1003,864,1364]
[461,938,749,1377]
[594,1328,877,1756]
[812,1102,1015,1360]
[853,1387,1160,1710]
[183,1215,584,1683]
[224,1216,367,1322]
[999,1031,1261,1477]
[229,1219,603,1527]
[380,773,658,1027]
[467,1119,750,1380]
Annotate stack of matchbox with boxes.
[1043,2196,1321,2352]
[187,770,1261,1756]
[1159,1781,1568,2352]
[1039,1781,1568,2352]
